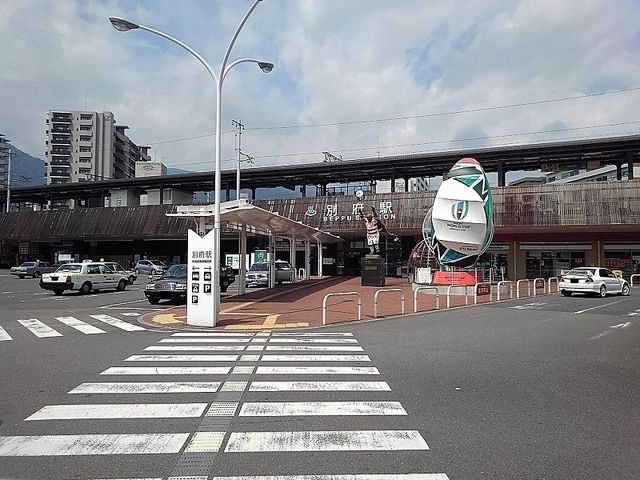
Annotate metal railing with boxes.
[631,274,640,287]
[322,292,361,326]
[474,282,493,304]
[532,278,545,296]
[516,279,531,298]
[413,286,440,312]
[374,288,405,318]
[497,281,514,301]
[547,276,559,294]
[446,284,469,308]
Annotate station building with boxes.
[1,135,639,280]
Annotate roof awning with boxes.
[167,200,342,244]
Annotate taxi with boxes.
[40,262,129,296]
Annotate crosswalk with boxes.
[0,330,450,479]
[0,313,146,342]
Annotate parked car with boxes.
[39,262,129,295]
[558,267,631,297]
[144,264,236,305]
[103,262,137,285]
[246,260,293,287]
[134,259,168,276]
[144,264,188,305]
[10,260,71,279]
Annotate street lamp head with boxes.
[109,17,140,32]
[258,62,274,73]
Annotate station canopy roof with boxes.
[167,199,342,244]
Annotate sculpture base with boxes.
[432,270,483,285]
[361,255,385,286]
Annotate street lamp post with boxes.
[110,0,273,326]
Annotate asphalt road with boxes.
[0,271,638,480]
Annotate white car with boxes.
[40,262,129,296]
[558,267,630,298]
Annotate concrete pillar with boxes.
[239,225,247,295]
[498,162,506,187]
[305,240,311,280]
[301,185,307,198]
[268,232,275,288]
[289,236,297,283]
[251,187,256,199]
[391,177,396,193]
[627,153,634,180]
[317,242,324,277]
[616,163,623,180]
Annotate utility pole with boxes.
[232,119,244,201]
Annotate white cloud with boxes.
[1,0,638,173]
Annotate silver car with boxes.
[558,267,630,297]
[134,259,168,276]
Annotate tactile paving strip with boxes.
[233,364,257,372]
[206,402,238,416]
[184,432,226,452]
[220,381,248,392]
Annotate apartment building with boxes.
[0,134,10,189]
[45,110,150,186]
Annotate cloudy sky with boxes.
[1,0,639,177]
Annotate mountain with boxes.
[8,146,45,186]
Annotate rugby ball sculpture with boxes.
[423,157,494,268]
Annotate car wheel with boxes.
[148,297,159,305]
[561,290,572,297]
[33,271,41,278]
[18,275,24,279]
[53,290,63,296]
[151,269,157,275]
[599,285,607,298]
[80,282,92,295]
[621,283,630,296]
[128,275,135,285]
[116,279,127,291]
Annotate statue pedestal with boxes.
[361,255,385,286]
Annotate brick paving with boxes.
[139,276,486,331]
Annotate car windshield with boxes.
[56,264,82,273]
[162,264,187,279]
[152,261,167,267]
[20,262,36,267]
[566,268,596,276]
[250,263,269,271]
[108,263,125,271]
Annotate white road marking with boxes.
[68,382,221,394]
[100,366,231,375]
[260,355,371,362]
[249,381,391,392]
[573,299,626,314]
[268,338,359,344]
[265,345,364,352]
[211,475,450,480]
[239,401,407,416]
[256,366,379,375]
[171,332,254,337]
[55,316,106,335]
[89,314,145,331]
[271,333,354,337]
[17,319,63,338]
[0,326,12,341]
[97,299,150,309]
[120,312,141,317]
[610,322,632,328]
[0,433,189,456]
[25,403,207,420]
[224,430,429,452]
[145,345,246,352]
[124,354,239,362]
[159,338,249,343]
